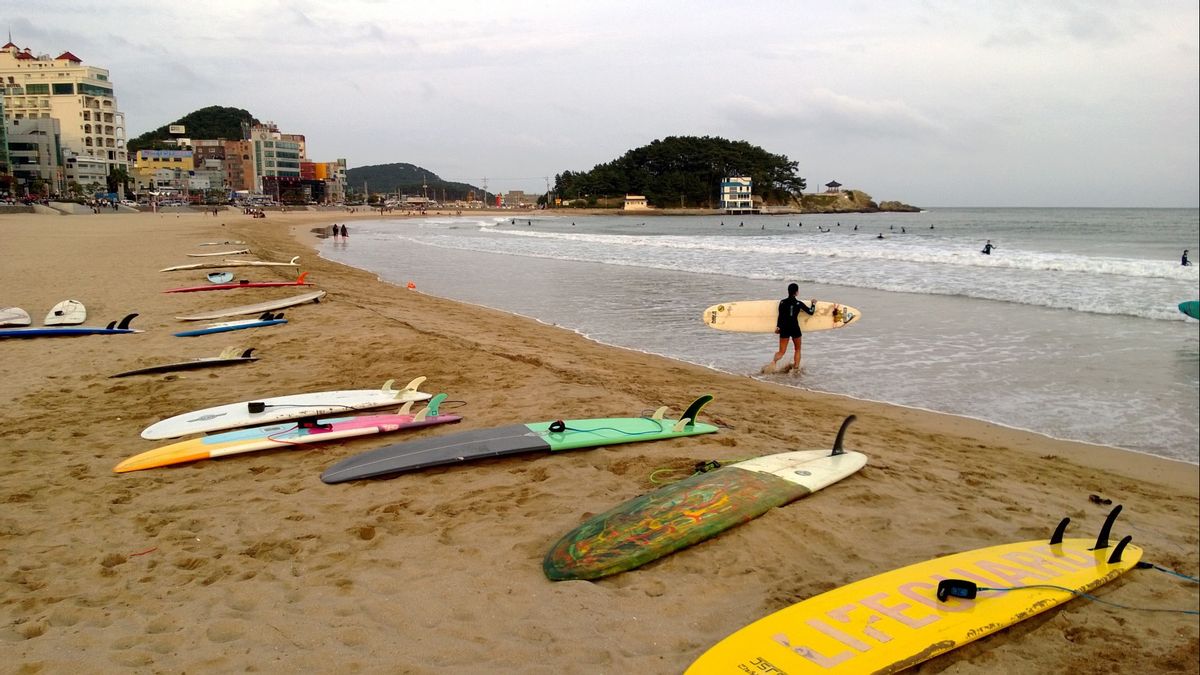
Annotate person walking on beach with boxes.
[982,240,995,255]
[340,224,348,237]
[769,283,815,373]
[331,224,339,238]
[1183,250,1191,266]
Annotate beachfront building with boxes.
[0,42,128,196]
[720,176,755,214]
[623,195,649,210]
[4,117,63,195]
[245,122,302,194]
[0,98,8,178]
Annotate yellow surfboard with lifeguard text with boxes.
[687,507,1141,674]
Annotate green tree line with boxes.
[553,136,806,207]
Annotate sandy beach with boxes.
[1,209,1196,673]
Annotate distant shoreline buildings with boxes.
[1,40,346,205]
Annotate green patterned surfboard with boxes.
[543,416,867,580]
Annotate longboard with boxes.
[0,307,31,327]
[140,376,432,440]
[166,272,312,293]
[43,299,87,326]
[173,312,286,337]
[175,290,325,320]
[703,300,861,333]
[110,347,259,377]
[161,256,300,272]
[544,416,866,581]
[687,506,1143,674]
[198,240,245,246]
[188,249,250,257]
[116,394,461,472]
[322,395,718,483]
[1180,300,1200,320]
[1,313,140,338]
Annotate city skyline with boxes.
[5,1,1199,207]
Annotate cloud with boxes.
[720,90,943,142]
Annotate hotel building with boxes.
[0,42,127,194]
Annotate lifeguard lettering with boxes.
[765,541,1118,670]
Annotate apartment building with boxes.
[0,42,127,190]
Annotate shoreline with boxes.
[321,236,1200,477]
[1,210,1196,672]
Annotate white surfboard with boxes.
[703,299,862,333]
[161,256,300,272]
[176,290,327,321]
[187,249,250,257]
[198,241,245,246]
[1,307,32,327]
[140,377,433,440]
[43,299,87,326]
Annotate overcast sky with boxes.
[6,1,1198,206]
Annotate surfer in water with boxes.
[982,240,995,255]
[1183,250,1191,266]
[769,283,815,373]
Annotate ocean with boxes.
[319,208,1200,464]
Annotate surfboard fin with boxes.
[1092,504,1123,550]
[297,271,309,284]
[831,415,856,456]
[116,313,138,330]
[390,376,427,398]
[678,395,714,428]
[1050,517,1070,545]
[671,418,693,432]
[1107,535,1133,564]
[396,400,414,416]
[289,256,300,265]
[106,320,116,329]
[651,406,669,421]
[241,348,256,358]
[257,311,274,320]
[415,394,447,422]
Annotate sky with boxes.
[5,0,1198,207]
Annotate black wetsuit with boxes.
[777,297,815,339]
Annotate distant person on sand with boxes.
[982,240,995,255]
[1183,250,1191,266]
[770,283,815,373]
[340,224,348,237]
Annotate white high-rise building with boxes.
[0,41,127,193]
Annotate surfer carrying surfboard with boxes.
[770,283,815,372]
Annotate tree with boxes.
[107,166,132,194]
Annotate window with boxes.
[25,83,49,94]
[52,82,75,95]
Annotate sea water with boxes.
[321,208,1200,464]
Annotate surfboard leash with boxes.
[953,583,1199,616]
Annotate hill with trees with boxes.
[345,163,488,202]
[127,106,258,152]
[551,136,805,208]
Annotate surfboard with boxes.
[110,347,259,377]
[175,290,326,321]
[167,272,312,293]
[140,376,432,440]
[207,272,234,284]
[173,312,286,337]
[321,395,718,484]
[703,300,861,333]
[0,313,140,338]
[0,307,32,327]
[43,299,87,326]
[544,416,867,581]
[686,506,1143,674]
[116,394,461,472]
[198,240,245,246]
[188,249,250,257]
[1180,300,1200,320]
[160,256,300,272]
